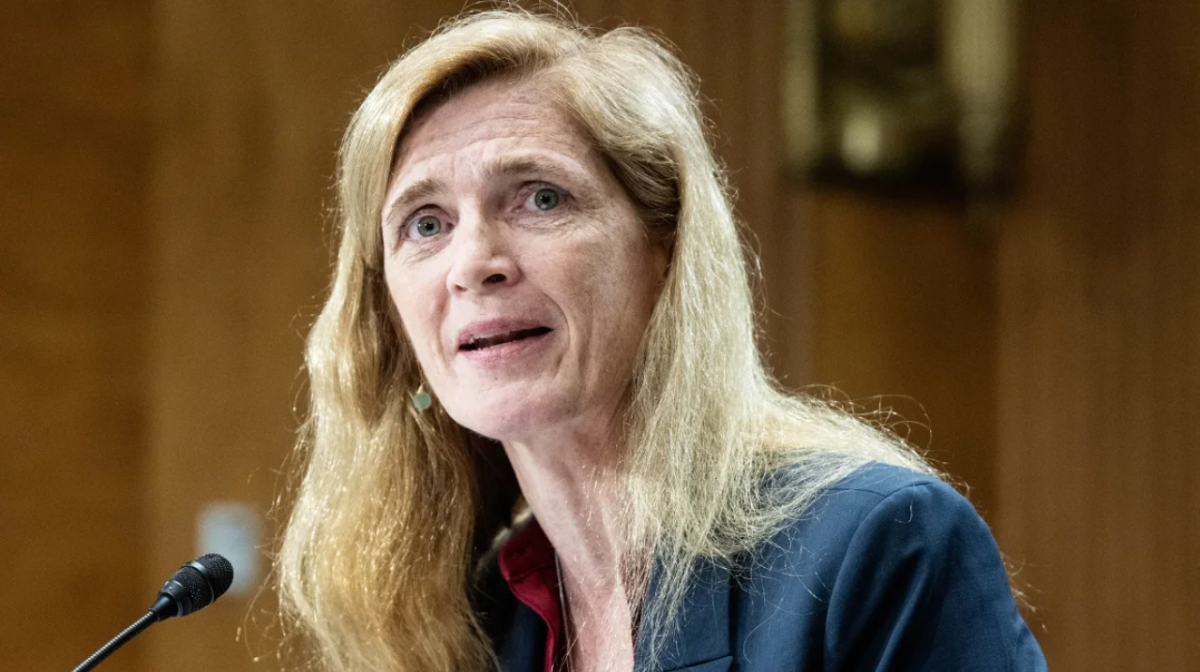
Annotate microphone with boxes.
[150,553,236,619]
[72,553,235,672]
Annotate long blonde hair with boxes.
[277,8,933,672]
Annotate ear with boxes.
[645,229,673,280]
[657,234,674,281]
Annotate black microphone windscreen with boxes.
[192,553,235,600]
[152,553,235,619]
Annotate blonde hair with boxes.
[277,8,933,672]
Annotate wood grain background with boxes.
[1,2,150,670]
[2,1,1195,671]
[995,1,1200,668]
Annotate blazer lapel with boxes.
[634,560,734,672]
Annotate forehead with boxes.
[391,77,596,183]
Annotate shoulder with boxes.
[755,462,978,567]
[741,462,975,592]
[795,462,1004,607]
[746,461,999,605]
[822,462,984,553]
[819,460,966,514]
[732,462,1046,670]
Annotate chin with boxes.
[443,396,568,443]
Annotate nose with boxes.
[445,209,520,294]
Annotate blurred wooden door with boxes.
[995,1,1200,670]
[0,3,151,670]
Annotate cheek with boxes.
[385,267,442,359]
[557,236,662,342]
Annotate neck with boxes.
[502,420,635,672]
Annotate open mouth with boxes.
[459,327,553,352]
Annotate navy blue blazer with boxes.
[480,463,1047,671]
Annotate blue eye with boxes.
[529,187,561,211]
[407,214,442,239]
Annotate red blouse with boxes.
[497,519,563,672]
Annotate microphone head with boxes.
[186,553,235,601]
[150,553,235,620]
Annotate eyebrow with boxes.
[384,177,442,225]
[384,153,590,223]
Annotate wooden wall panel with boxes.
[996,1,1200,670]
[804,191,997,514]
[145,2,465,670]
[0,2,151,670]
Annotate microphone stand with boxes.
[72,611,159,672]
[69,554,232,672]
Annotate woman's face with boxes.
[382,78,668,445]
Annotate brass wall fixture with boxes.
[783,0,1020,195]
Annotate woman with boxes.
[277,9,1046,672]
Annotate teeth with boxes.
[461,327,550,351]
[469,334,499,348]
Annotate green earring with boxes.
[413,382,432,412]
